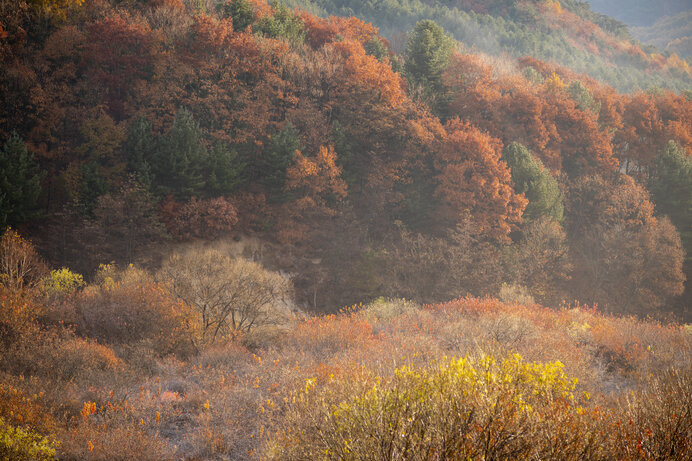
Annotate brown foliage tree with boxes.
[89,180,167,264]
[614,92,665,177]
[384,219,504,303]
[503,218,571,306]
[160,196,239,241]
[0,228,48,290]
[280,145,347,243]
[84,12,157,119]
[565,175,685,315]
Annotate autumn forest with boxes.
[0,0,691,459]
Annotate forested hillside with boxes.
[282,0,692,92]
[632,11,692,61]
[586,0,690,27]
[1,0,691,458]
[1,0,690,316]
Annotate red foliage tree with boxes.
[614,92,665,177]
[160,196,239,241]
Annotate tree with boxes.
[0,228,48,290]
[151,109,207,199]
[253,2,305,45]
[565,175,685,315]
[434,119,526,241]
[260,122,302,196]
[614,92,665,177]
[649,141,692,263]
[158,246,292,344]
[405,20,454,93]
[502,142,563,223]
[90,179,167,264]
[205,142,245,196]
[160,196,239,241]
[216,0,255,31]
[78,161,109,215]
[384,220,504,303]
[123,115,156,188]
[0,133,44,229]
[503,218,571,306]
[405,20,454,113]
[365,36,389,62]
[280,145,347,243]
[84,12,156,119]
[27,0,84,24]
[567,81,600,114]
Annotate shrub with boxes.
[76,265,194,356]
[0,417,57,461]
[43,268,84,298]
[498,282,535,305]
[1,327,123,384]
[479,312,538,349]
[611,367,692,460]
[0,286,41,347]
[62,409,174,461]
[267,353,603,460]
[0,384,57,436]
[359,297,419,323]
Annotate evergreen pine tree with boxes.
[153,109,207,200]
[649,141,692,262]
[503,142,564,223]
[0,133,44,228]
[260,123,302,196]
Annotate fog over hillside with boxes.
[586,0,691,26]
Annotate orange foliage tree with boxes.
[279,145,347,243]
[445,53,618,176]
[434,119,526,241]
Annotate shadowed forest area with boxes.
[1,0,691,459]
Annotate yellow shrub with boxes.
[43,268,84,297]
[267,354,602,460]
[0,417,57,461]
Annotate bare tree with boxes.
[0,228,48,290]
[158,246,292,345]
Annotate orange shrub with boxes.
[285,313,377,360]
[0,383,57,436]
[75,265,194,356]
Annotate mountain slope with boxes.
[586,0,690,27]
[284,0,692,92]
[632,11,692,61]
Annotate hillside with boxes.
[1,1,692,458]
[586,0,690,27]
[632,11,692,61]
[1,0,690,317]
[283,0,692,92]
